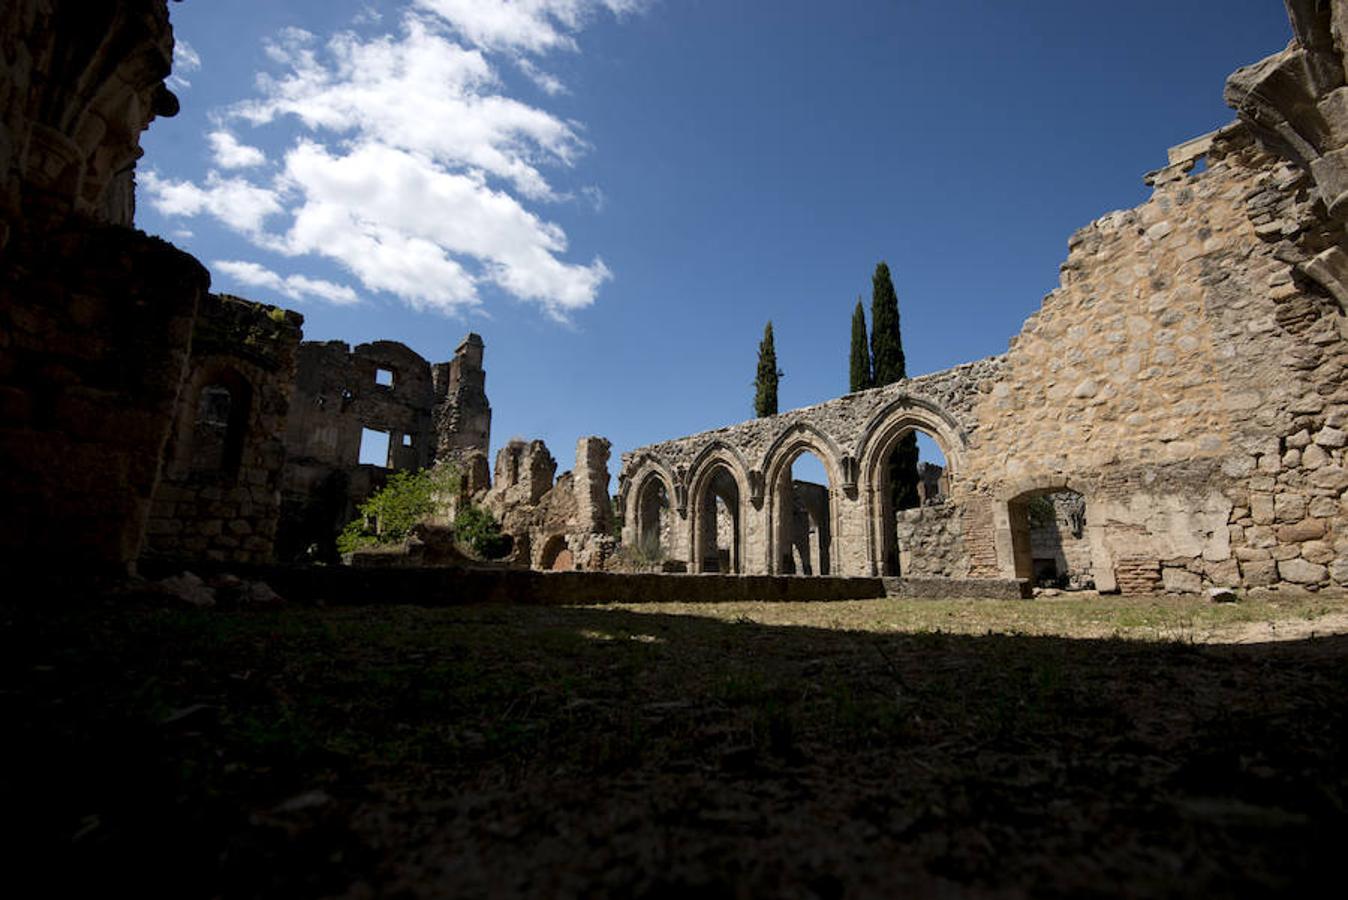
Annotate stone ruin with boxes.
[7,1,1348,596]
[0,0,616,575]
[618,1,1348,594]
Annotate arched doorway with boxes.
[539,534,573,571]
[634,473,671,561]
[858,401,964,577]
[692,463,743,573]
[869,425,950,575]
[768,448,835,575]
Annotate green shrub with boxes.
[336,465,457,555]
[453,504,512,559]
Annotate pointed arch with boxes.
[761,422,845,575]
[855,395,966,576]
[687,445,752,574]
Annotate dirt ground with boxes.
[3,590,1346,897]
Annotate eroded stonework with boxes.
[481,436,617,571]
[619,6,1348,593]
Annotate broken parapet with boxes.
[481,436,618,571]
[571,437,615,536]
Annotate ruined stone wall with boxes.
[277,334,490,561]
[0,0,210,571]
[483,436,617,571]
[618,4,1348,593]
[960,120,1348,594]
[433,332,491,473]
[143,294,302,563]
[620,357,1002,577]
[894,504,968,579]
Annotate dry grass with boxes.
[600,590,1348,643]
[3,591,1347,897]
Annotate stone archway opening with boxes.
[1007,488,1094,590]
[774,450,832,575]
[635,475,671,562]
[540,534,573,571]
[697,465,741,573]
[875,427,950,576]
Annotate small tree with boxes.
[870,262,920,510]
[336,464,457,554]
[453,503,512,559]
[849,297,872,392]
[754,320,782,418]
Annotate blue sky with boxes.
[138,0,1291,483]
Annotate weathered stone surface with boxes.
[142,295,302,565]
[1162,567,1203,594]
[1277,519,1327,543]
[1278,557,1328,584]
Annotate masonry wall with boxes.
[618,5,1348,593]
[0,0,210,571]
[483,436,617,571]
[143,294,302,563]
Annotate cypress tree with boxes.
[870,262,906,385]
[754,321,781,418]
[849,298,872,392]
[870,262,920,510]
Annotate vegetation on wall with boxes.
[336,464,457,554]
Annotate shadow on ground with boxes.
[2,597,1345,898]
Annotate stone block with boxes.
[1316,426,1348,448]
[1277,518,1327,542]
[1250,493,1275,525]
[1203,558,1240,584]
[1273,493,1309,522]
[1279,558,1328,584]
[1310,466,1348,492]
[1161,567,1202,593]
[1241,559,1278,587]
[1287,429,1312,449]
[1299,539,1335,565]
[1309,496,1338,517]
[1331,558,1348,585]
[1302,444,1330,469]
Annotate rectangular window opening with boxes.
[401,434,413,447]
[359,428,390,467]
[375,367,394,387]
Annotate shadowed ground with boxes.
[3,593,1346,897]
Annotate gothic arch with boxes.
[687,446,751,574]
[855,396,966,576]
[761,423,845,575]
[620,452,679,522]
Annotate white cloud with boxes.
[413,0,645,55]
[140,169,283,239]
[278,140,609,315]
[208,131,267,169]
[235,19,581,199]
[516,57,567,96]
[142,3,639,320]
[213,259,361,306]
[169,39,202,90]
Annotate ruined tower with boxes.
[432,333,492,475]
